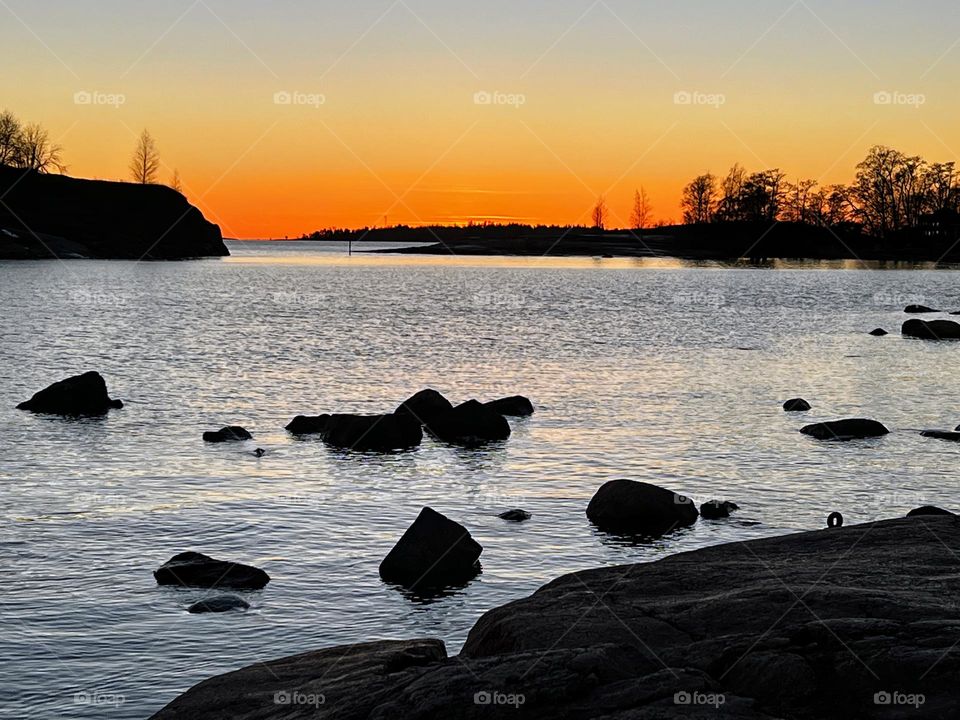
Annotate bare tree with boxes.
[17,123,65,173]
[0,110,23,166]
[170,168,183,194]
[681,173,717,224]
[130,129,160,184]
[591,195,608,230]
[630,187,653,230]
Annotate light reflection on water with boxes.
[1,242,960,718]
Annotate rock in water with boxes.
[428,400,511,446]
[187,596,250,614]
[484,396,535,417]
[285,414,330,435]
[868,328,888,336]
[904,304,938,313]
[323,414,422,452]
[799,418,889,441]
[920,430,960,442]
[379,507,482,590]
[586,480,698,536]
[202,426,252,443]
[700,500,739,519]
[498,509,532,522]
[902,318,960,340]
[907,505,954,517]
[395,389,453,430]
[782,398,811,412]
[154,552,270,590]
[16,371,123,415]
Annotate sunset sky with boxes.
[2,0,960,238]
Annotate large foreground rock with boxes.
[902,318,960,340]
[800,418,889,440]
[379,507,482,590]
[587,479,698,536]
[394,389,453,429]
[152,517,960,719]
[17,371,123,415]
[322,413,422,452]
[285,415,330,435]
[154,552,270,590]
[428,400,511,446]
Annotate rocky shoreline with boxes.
[151,514,959,719]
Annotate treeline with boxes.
[681,145,960,238]
[0,110,65,173]
[300,223,602,243]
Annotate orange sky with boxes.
[2,1,959,238]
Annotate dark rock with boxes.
[907,505,954,517]
[187,596,250,614]
[152,516,960,720]
[253,448,266,458]
[827,511,843,528]
[154,552,270,590]
[16,371,123,415]
[902,318,960,340]
[904,304,938,313]
[0,165,227,260]
[498,509,532,522]
[700,500,739,519]
[868,328,888,336]
[395,389,453,429]
[782,398,811,412]
[379,507,482,590]
[920,430,960,442]
[586,479,698,536]
[323,413,422,452]
[428,400,511,446]
[799,418,889,441]
[484,395,535,417]
[203,426,252,443]
[284,414,330,435]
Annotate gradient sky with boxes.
[3,0,960,238]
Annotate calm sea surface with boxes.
[3,241,960,718]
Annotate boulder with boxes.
[285,414,330,435]
[700,500,739,519]
[799,418,889,441]
[586,480,698,536]
[394,389,453,429]
[187,596,250,614]
[920,430,960,442]
[379,507,482,590]
[484,395,535,417]
[907,505,954,517]
[202,426,252,443]
[428,400,511,446]
[868,328,888,336]
[498,509,532,522]
[904,304,938,313]
[902,318,960,340]
[16,371,123,415]
[782,398,811,412]
[322,414,422,452]
[154,552,270,590]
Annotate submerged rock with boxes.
[586,479,698,536]
[395,389,453,429]
[428,400,511,446]
[868,328,888,336]
[323,413,422,452]
[202,426,252,443]
[484,396,535,417]
[920,430,960,442]
[498,509,532,522]
[379,507,482,590]
[902,318,960,340]
[782,398,811,412]
[16,371,123,415]
[285,414,330,435]
[799,418,889,441]
[700,500,739,519]
[904,304,939,313]
[154,552,270,590]
[907,505,954,517]
[187,596,250,614]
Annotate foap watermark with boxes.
[674,690,725,708]
[73,90,126,108]
[271,290,327,308]
[274,91,326,108]
[74,691,125,707]
[672,291,725,309]
[474,690,525,708]
[871,290,927,307]
[874,691,925,708]
[274,690,325,708]
[873,91,925,108]
[67,289,129,307]
[674,90,726,108]
[858,491,928,510]
[473,291,524,309]
[473,90,526,108]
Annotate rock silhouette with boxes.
[395,389,453,430]
[920,430,960,442]
[427,400,511,446]
[284,415,330,435]
[202,426,252,443]
[906,505,954,517]
[587,479,698,536]
[902,318,960,339]
[700,500,739,519]
[800,418,889,441]
[323,413,422,452]
[904,304,938,313]
[782,398,811,412]
[379,507,482,590]
[868,328,888,336]
[498,509,532,522]
[154,552,269,590]
[17,371,123,415]
[484,395,535,417]
[187,596,250,614]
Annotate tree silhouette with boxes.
[592,196,608,230]
[681,174,716,224]
[0,110,23,166]
[630,187,653,230]
[170,168,183,194]
[17,123,65,173]
[130,130,160,184]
